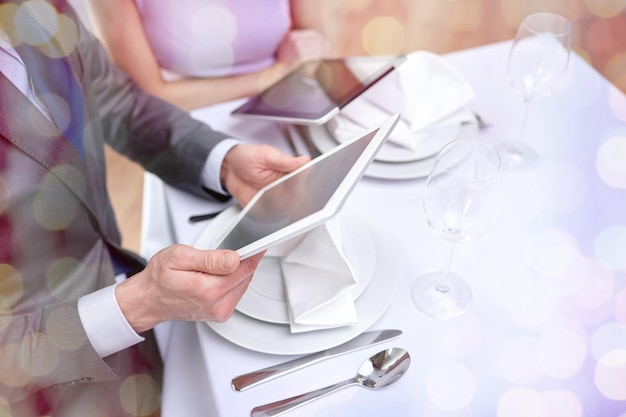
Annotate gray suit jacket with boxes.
[0,0,230,414]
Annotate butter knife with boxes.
[231,329,402,391]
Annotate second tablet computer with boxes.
[212,114,400,259]
[231,55,405,125]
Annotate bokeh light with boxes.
[590,322,626,360]
[47,257,83,301]
[0,343,30,387]
[497,389,582,417]
[14,0,57,46]
[426,362,476,412]
[596,134,626,189]
[0,264,24,310]
[119,374,160,417]
[46,306,87,351]
[497,388,547,417]
[585,0,626,18]
[0,3,20,47]
[19,332,59,377]
[594,349,626,400]
[536,326,587,378]
[533,229,581,284]
[495,336,542,385]
[361,16,405,56]
[543,390,583,417]
[33,164,85,231]
[615,287,626,325]
[568,258,615,309]
[595,225,626,271]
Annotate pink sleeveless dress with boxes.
[134,0,291,78]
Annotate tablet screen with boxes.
[216,128,379,252]
[231,56,404,124]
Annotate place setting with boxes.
[195,204,401,355]
[185,50,486,360]
[190,115,404,356]
[293,50,480,180]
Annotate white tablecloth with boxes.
[141,41,626,416]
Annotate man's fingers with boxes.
[265,148,309,173]
[166,245,241,275]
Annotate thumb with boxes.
[191,249,240,275]
[267,152,310,173]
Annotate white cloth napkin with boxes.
[266,217,358,333]
[329,50,476,153]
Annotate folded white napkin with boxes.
[329,51,476,153]
[266,217,358,333]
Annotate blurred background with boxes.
[72,0,626,253]
[291,0,625,92]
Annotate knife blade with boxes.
[231,329,402,391]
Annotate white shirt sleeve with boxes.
[201,138,241,194]
[77,281,144,358]
[77,140,240,357]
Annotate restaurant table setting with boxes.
[297,50,480,179]
[141,40,626,416]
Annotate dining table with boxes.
[140,40,626,416]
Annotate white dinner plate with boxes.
[195,207,377,324]
[306,122,478,180]
[328,120,462,163]
[201,206,400,355]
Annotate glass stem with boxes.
[436,242,456,293]
[515,98,532,144]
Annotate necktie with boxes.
[15,43,85,159]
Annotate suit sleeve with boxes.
[75,14,232,198]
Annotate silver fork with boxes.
[474,113,491,130]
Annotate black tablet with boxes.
[231,55,405,125]
[211,114,400,259]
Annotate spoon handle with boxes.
[250,378,357,417]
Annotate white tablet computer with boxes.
[212,113,400,259]
[231,55,405,125]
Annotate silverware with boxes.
[474,113,491,130]
[250,347,410,417]
[188,210,224,223]
[281,123,300,157]
[232,329,402,391]
[289,124,322,158]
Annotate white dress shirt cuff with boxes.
[77,281,144,358]
[202,138,241,195]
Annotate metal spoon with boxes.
[250,347,411,417]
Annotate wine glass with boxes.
[497,12,572,170]
[411,140,501,319]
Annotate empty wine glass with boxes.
[497,12,572,170]
[411,140,501,319]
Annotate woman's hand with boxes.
[276,29,333,69]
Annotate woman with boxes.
[88,0,333,110]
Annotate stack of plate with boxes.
[196,206,400,355]
[294,118,478,180]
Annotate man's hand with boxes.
[221,144,310,206]
[115,245,264,333]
